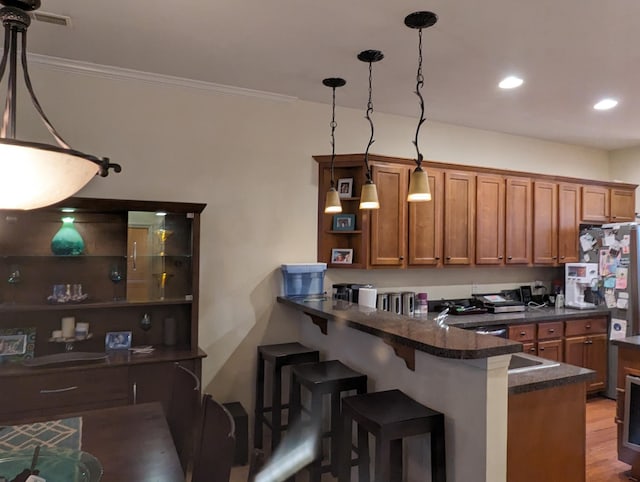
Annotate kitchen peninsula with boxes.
[278,296,599,482]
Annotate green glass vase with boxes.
[51,217,85,256]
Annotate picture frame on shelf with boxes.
[0,334,26,356]
[337,178,353,198]
[332,214,356,231]
[331,248,353,264]
[105,331,132,351]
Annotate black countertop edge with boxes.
[508,363,596,395]
[441,306,612,329]
[612,335,640,349]
[278,296,522,360]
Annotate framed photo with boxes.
[332,214,356,231]
[331,248,353,265]
[337,178,353,198]
[0,334,26,356]
[105,331,132,351]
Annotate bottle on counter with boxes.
[415,292,428,318]
[555,290,564,309]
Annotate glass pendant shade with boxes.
[0,141,100,210]
[50,216,85,256]
[324,187,342,213]
[360,182,380,210]
[407,167,432,202]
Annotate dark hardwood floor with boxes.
[587,396,633,481]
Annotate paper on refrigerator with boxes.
[610,318,628,340]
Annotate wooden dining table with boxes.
[4,402,184,482]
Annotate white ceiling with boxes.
[20,0,640,150]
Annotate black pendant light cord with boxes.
[412,27,426,168]
[329,84,338,188]
[363,60,375,182]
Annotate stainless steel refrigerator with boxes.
[579,222,640,398]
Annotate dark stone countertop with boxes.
[278,296,523,360]
[508,358,595,395]
[613,335,640,349]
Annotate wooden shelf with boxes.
[0,298,193,312]
[327,230,362,234]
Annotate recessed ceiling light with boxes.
[498,76,524,89]
[593,98,618,111]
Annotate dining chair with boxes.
[191,394,236,482]
[167,362,202,474]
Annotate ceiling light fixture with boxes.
[357,49,383,210]
[0,0,120,210]
[323,77,346,214]
[593,98,618,111]
[405,11,437,203]
[498,76,524,90]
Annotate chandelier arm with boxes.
[363,61,375,182]
[0,26,11,135]
[412,28,426,168]
[20,30,71,148]
[1,26,17,138]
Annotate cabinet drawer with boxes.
[565,317,607,337]
[508,324,536,342]
[537,321,564,340]
[0,367,128,416]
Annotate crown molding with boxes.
[27,53,298,103]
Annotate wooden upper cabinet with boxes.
[558,183,580,263]
[444,171,475,265]
[475,174,505,264]
[533,181,558,264]
[610,187,636,222]
[505,177,532,264]
[370,164,407,266]
[408,167,443,266]
[581,185,609,223]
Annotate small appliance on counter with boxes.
[564,262,598,309]
[430,298,488,315]
[473,294,525,313]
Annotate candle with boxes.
[61,316,75,338]
[75,322,89,338]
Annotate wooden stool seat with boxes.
[254,342,320,452]
[290,360,367,482]
[339,389,446,482]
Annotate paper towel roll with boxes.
[358,287,377,308]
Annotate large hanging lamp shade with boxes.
[0,0,120,210]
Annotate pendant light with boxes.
[405,11,437,202]
[0,0,121,210]
[357,50,383,210]
[322,77,346,214]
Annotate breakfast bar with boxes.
[278,296,597,482]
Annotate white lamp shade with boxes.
[407,168,432,202]
[359,182,380,210]
[0,142,99,210]
[324,187,342,213]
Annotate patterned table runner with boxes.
[0,417,82,451]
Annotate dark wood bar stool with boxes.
[289,360,368,482]
[254,342,320,452]
[338,389,446,482]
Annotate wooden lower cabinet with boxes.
[564,334,607,392]
[508,382,587,482]
[616,346,640,469]
[538,339,563,362]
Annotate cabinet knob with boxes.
[552,256,557,260]
[529,347,536,353]
[585,324,591,329]
[435,257,441,260]
[507,256,513,260]
[520,331,526,336]
[446,256,452,260]
[548,329,555,333]
[498,256,503,260]
[399,256,404,261]
[540,347,545,351]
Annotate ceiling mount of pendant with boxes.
[0,0,40,11]
[322,78,346,89]
[404,11,438,30]
[357,50,384,64]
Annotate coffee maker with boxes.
[565,263,599,309]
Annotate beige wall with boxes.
[21,62,614,413]
[610,146,640,214]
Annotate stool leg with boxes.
[389,439,402,482]
[330,391,341,476]
[271,364,283,452]
[308,390,324,482]
[253,351,265,450]
[431,415,446,482]
[357,423,369,482]
[338,410,353,482]
[374,436,390,482]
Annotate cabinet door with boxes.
[408,168,443,266]
[443,171,475,265]
[581,185,609,222]
[611,188,636,222]
[533,181,558,264]
[475,174,505,264]
[538,339,563,362]
[505,177,532,264]
[129,359,199,411]
[585,334,607,392]
[370,165,407,266]
[558,183,580,263]
[564,336,586,367]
